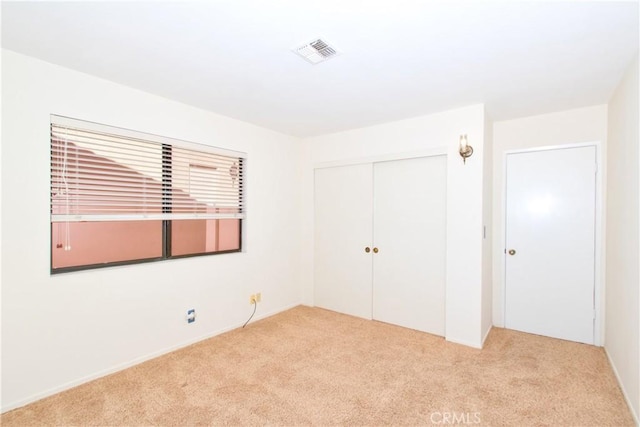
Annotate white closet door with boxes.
[372,156,447,335]
[314,164,373,319]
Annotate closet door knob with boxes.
[508,249,516,256]
[373,247,379,253]
[365,247,371,253]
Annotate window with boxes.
[50,115,245,273]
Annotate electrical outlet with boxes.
[256,292,261,303]
[186,309,196,323]
[249,294,256,304]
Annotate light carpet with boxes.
[1,305,635,426]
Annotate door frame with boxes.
[501,141,604,346]
[314,147,447,170]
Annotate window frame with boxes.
[50,115,246,274]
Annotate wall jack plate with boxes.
[186,309,196,323]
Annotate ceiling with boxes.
[2,1,638,137]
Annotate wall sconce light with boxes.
[459,134,473,164]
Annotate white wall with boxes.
[492,105,608,337]
[0,49,304,411]
[481,115,493,344]
[301,104,490,348]
[0,9,4,410]
[605,55,639,422]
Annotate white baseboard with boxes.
[446,336,483,349]
[1,302,301,414]
[481,325,493,347]
[604,347,639,426]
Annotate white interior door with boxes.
[372,156,447,335]
[505,146,596,344]
[314,164,373,319]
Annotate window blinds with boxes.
[51,115,245,222]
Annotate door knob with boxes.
[365,247,371,253]
[508,249,516,256]
[373,247,379,253]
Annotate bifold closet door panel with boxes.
[314,164,373,319]
[372,156,447,335]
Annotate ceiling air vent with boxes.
[294,38,340,64]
